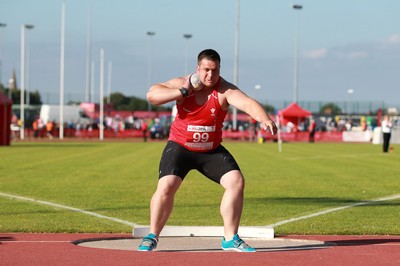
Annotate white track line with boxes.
[6,241,71,243]
[267,194,400,227]
[0,192,140,227]
[2,192,399,231]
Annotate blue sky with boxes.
[1,0,399,107]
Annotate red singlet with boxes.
[168,86,227,152]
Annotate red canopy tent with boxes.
[277,102,311,126]
[0,91,12,146]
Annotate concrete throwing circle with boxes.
[75,237,334,252]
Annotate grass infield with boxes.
[1,141,399,235]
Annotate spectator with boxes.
[309,117,316,143]
[46,121,54,139]
[141,119,148,142]
[381,115,392,153]
[32,118,39,138]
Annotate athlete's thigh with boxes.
[157,174,182,194]
[197,145,241,184]
[159,141,193,180]
[220,169,244,190]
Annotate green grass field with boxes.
[1,141,399,235]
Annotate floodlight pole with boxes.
[20,25,34,140]
[99,49,105,140]
[0,23,6,90]
[25,25,34,107]
[20,25,25,140]
[292,4,302,103]
[85,0,92,103]
[59,2,65,139]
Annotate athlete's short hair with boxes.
[197,49,221,65]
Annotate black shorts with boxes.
[159,141,241,184]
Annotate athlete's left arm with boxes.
[224,86,277,135]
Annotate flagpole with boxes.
[59,1,65,139]
[99,49,104,140]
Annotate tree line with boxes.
[1,85,359,115]
[0,86,170,112]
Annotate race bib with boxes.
[185,125,216,150]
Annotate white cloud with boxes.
[303,48,327,59]
[382,34,400,44]
[346,51,368,60]
[332,48,369,60]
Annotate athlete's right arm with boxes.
[147,76,191,106]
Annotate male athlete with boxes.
[138,49,277,252]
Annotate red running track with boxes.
[1,234,399,266]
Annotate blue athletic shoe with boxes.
[138,233,158,251]
[221,234,256,252]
